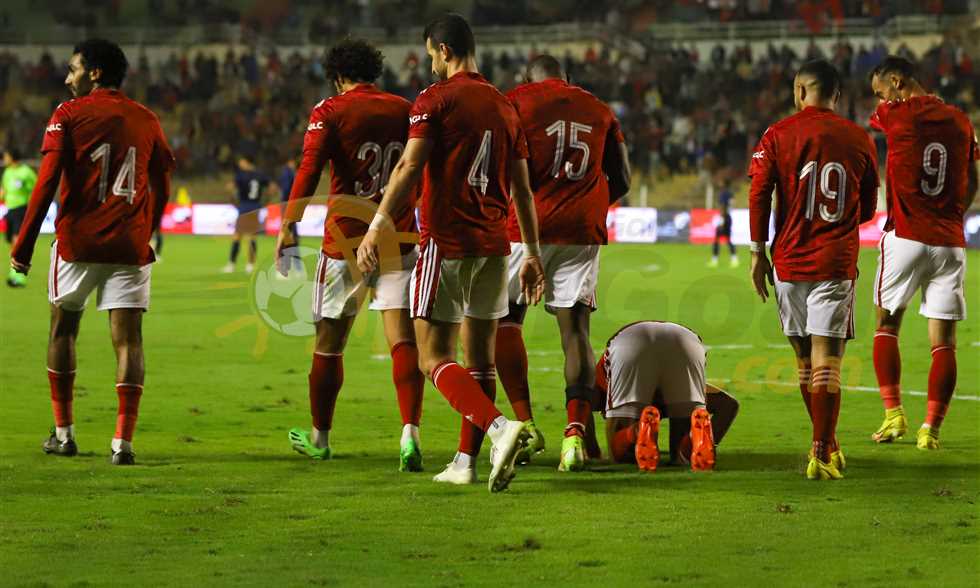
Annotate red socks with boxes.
[458,367,497,456]
[391,341,424,426]
[431,361,502,431]
[926,345,956,429]
[566,398,591,437]
[114,384,143,441]
[873,328,902,409]
[610,424,637,463]
[48,369,75,427]
[797,359,813,423]
[496,323,533,422]
[810,365,841,461]
[310,352,343,431]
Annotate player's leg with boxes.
[96,261,152,464]
[497,304,532,417]
[605,415,640,464]
[705,384,739,444]
[43,247,101,456]
[709,227,721,267]
[44,304,82,456]
[289,254,359,459]
[919,319,956,449]
[807,334,844,480]
[108,308,144,465]
[555,303,596,471]
[289,316,355,460]
[498,244,535,424]
[224,231,242,272]
[871,230,924,441]
[658,331,713,470]
[915,245,966,450]
[453,316,499,467]
[381,308,425,471]
[786,335,813,425]
[246,236,257,273]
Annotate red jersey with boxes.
[748,106,878,282]
[870,95,978,248]
[504,79,624,244]
[13,88,174,266]
[408,72,529,258]
[286,84,417,259]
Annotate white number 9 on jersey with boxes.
[920,142,947,197]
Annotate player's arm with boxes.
[275,109,332,275]
[356,137,431,274]
[510,158,545,305]
[705,383,739,445]
[858,147,880,225]
[747,133,776,302]
[966,135,979,210]
[967,160,978,210]
[10,151,65,274]
[149,131,175,233]
[603,122,631,203]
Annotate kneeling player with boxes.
[592,321,739,471]
[277,39,426,471]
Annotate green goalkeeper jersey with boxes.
[2,163,36,210]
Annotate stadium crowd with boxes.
[0,34,975,184]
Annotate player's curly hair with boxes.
[870,56,917,82]
[73,39,129,88]
[325,39,384,84]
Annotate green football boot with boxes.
[515,419,545,465]
[399,437,423,472]
[557,434,585,472]
[288,428,331,460]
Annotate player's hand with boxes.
[356,229,380,274]
[275,224,298,277]
[519,256,545,306]
[10,259,30,276]
[750,251,774,302]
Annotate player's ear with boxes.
[439,42,452,62]
[89,67,102,84]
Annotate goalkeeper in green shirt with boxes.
[2,148,36,287]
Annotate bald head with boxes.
[794,59,841,111]
[526,54,564,83]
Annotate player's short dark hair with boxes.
[796,59,841,100]
[73,39,128,87]
[4,147,22,161]
[527,54,564,80]
[870,56,917,82]
[423,13,475,58]
[325,38,384,84]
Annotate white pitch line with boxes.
[704,344,755,350]
[710,377,979,402]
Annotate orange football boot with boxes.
[635,406,661,471]
[689,406,716,471]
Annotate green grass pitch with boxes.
[1,235,978,586]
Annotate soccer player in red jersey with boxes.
[275,39,427,472]
[867,57,979,449]
[497,55,630,471]
[357,14,545,492]
[748,60,879,480]
[9,39,175,465]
